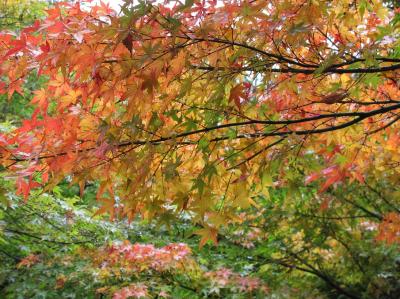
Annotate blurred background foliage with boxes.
[0,0,47,29]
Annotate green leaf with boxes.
[179,0,195,11]
[227,128,237,140]
[314,54,338,75]
[261,172,273,187]
[198,137,210,151]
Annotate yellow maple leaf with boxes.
[194,227,218,248]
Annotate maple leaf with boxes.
[229,83,251,109]
[94,198,116,220]
[60,89,81,110]
[31,88,48,108]
[17,254,40,268]
[122,32,133,53]
[16,178,28,200]
[55,275,67,289]
[377,212,400,244]
[113,284,148,299]
[5,35,26,57]
[305,172,320,185]
[195,227,218,248]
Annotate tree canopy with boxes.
[1,1,400,298]
[0,0,400,237]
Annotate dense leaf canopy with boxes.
[0,0,399,230]
[1,2,400,298]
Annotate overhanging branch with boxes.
[4,103,400,163]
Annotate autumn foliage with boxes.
[87,241,268,298]
[0,0,400,244]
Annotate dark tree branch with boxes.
[4,103,400,163]
[193,62,400,74]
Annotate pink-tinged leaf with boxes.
[305,172,319,184]
[318,174,340,193]
[16,177,30,201]
[113,284,148,299]
[73,32,84,43]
